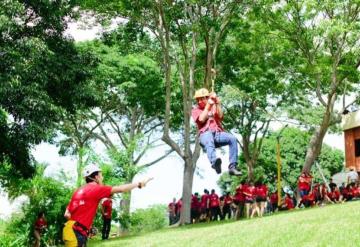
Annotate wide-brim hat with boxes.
[194,88,209,99]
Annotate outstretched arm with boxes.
[111,177,153,194]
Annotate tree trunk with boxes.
[179,158,196,225]
[119,191,131,235]
[76,146,84,187]
[242,135,256,182]
[247,161,254,182]
[302,94,336,173]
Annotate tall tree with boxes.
[259,0,360,172]
[77,0,241,224]
[0,0,98,182]
[57,110,105,187]
[76,40,170,216]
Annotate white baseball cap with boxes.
[82,164,101,177]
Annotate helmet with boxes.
[194,88,209,99]
[82,164,101,177]
[283,186,292,194]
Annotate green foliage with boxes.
[257,0,360,127]
[0,0,99,180]
[129,205,167,234]
[4,164,72,245]
[218,127,344,193]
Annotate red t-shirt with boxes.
[352,187,360,197]
[209,193,220,208]
[101,198,112,219]
[224,195,233,206]
[34,218,47,231]
[341,188,349,197]
[327,191,340,201]
[285,196,294,209]
[298,177,310,191]
[270,193,278,204]
[255,185,268,198]
[176,200,182,214]
[191,106,224,134]
[200,194,210,209]
[304,174,313,184]
[168,202,176,212]
[301,191,315,205]
[234,186,245,202]
[67,183,112,229]
[243,185,255,201]
[191,195,200,210]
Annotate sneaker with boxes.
[211,158,222,174]
[228,163,242,176]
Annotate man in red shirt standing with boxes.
[269,191,278,213]
[63,164,152,247]
[200,189,210,222]
[298,172,311,198]
[233,182,245,219]
[209,189,221,221]
[168,198,177,225]
[223,192,233,220]
[255,181,268,217]
[33,211,47,247]
[192,88,241,176]
[191,193,200,223]
[243,182,255,218]
[101,198,112,240]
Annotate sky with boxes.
[0,18,346,219]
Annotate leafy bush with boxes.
[4,165,72,246]
[129,205,167,234]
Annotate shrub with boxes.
[4,165,72,246]
[129,204,167,234]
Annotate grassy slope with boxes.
[89,201,360,247]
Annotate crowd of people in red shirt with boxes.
[297,171,360,207]
[168,181,273,225]
[168,170,360,225]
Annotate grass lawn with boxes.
[88,201,360,247]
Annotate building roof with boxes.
[342,110,360,131]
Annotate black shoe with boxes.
[211,158,222,174]
[228,163,242,176]
[229,168,242,176]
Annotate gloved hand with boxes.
[207,98,215,105]
[138,177,154,188]
[209,92,219,104]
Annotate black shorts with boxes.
[233,200,244,206]
[245,199,254,204]
[256,196,267,202]
[200,208,210,215]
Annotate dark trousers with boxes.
[102,218,111,240]
[222,205,231,220]
[169,214,177,225]
[271,203,278,212]
[210,206,221,221]
[74,229,87,247]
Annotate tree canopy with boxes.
[0,0,98,181]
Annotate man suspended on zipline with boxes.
[192,87,241,176]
